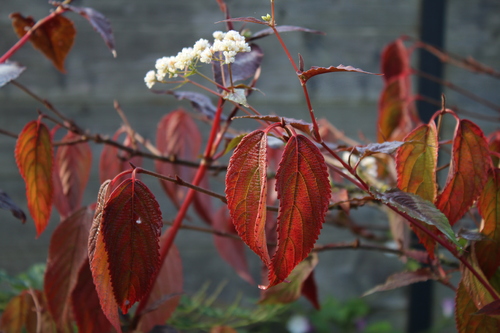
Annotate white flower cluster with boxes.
[144,30,251,89]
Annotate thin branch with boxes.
[416,94,500,122]
[413,68,500,113]
[163,220,241,240]
[113,100,139,149]
[10,80,75,127]
[5,100,228,171]
[413,38,500,79]
[0,128,18,139]
[27,288,43,333]
[138,168,228,204]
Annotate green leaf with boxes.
[396,122,439,257]
[373,188,461,248]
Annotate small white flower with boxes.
[145,30,251,85]
[211,30,251,64]
[199,47,214,64]
[193,38,210,56]
[174,47,195,70]
[144,70,156,89]
[360,156,378,178]
[213,31,225,40]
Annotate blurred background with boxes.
[0,0,499,332]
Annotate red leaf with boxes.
[102,178,163,313]
[155,109,208,222]
[377,77,419,142]
[64,5,116,57]
[10,13,75,73]
[396,123,439,257]
[52,157,72,219]
[88,180,122,333]
[213,207,254,285]
[301,270,320,310]
[15,120,53,237]
[0,290,56,333]
[192,175,215,226]
[455,280,500,332]
[99,127,142,184]
[436,120,492,225]
[267,135,331,288]
[381,38,410,82]
[477,300,500,316]
[260,253,318,305]
[488,130,500,167]
[44,206,94,331]
[154,113,213,225]
[226,130,271,266]
[460,244,500,312]
[476,169,500,278]
[137,239,183,333]
[72,260,113,333]
[54,131,92,217]
[299,64,379,83]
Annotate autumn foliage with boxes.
[0,1,500,332]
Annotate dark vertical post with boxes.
[416,0,447,123]
[408,1,447,332]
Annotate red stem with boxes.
[269,25,321,140]
[0,7,67,64]
[132,97,226,326]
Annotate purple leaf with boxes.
[363,268,439,296]
[248,25,325,41]
[355,141,407,155]
[217,17,267,25]
[299,65,380,83]
[0,189,26,223]
[152,90,224,120]
[65,5,116,57]
[212,44,263,91]
[477,300,500,316]
[235,115,313,136]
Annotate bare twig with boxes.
[413,39,500,79]
[10,81,76,128]
[163,220,241,240]
[413,68,500,113]
[416,95,500,121]
[0,128,18,139]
